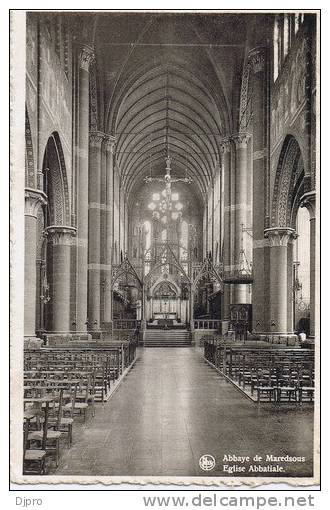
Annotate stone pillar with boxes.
[189,284,195,331]
[136,299,142,321]
[211,180,215,257]
[36,259,45,333]
[204,194,209,258]
[249,47,269,332]
[300,191,316,338]
[287,241,294,332]
[221,139,232,319]
[123,195,128,254]
[88,131,104,331]
[75,44,94,332]
[24,189,47,339]
[104,135,116,325]
[46,226,76,332]
[265,228,296,334]
[232,133,250,304]
[141,285,147,332]
[99,140,107,326]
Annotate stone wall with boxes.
[26,13,73,196]
[269,19,315,202]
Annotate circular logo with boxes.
[199,454,216,471]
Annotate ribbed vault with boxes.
[92,13,239,201]
[113,63,225,198]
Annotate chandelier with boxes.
[144,152,191,222]
[223,223,253,284]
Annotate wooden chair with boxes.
[64,378,90,422]
[255,370,277,403]
[23,415,46,475]
[57,382,78,447]
[27,393,63,467]
[251,367,265,396]
[297,367,315,403]
[276,378,298,403]
[85,370,96,416]
[298,384,315,403]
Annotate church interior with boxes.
[21,11,317,478]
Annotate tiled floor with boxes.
[52,347,314,477]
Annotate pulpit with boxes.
[229,304,252,340]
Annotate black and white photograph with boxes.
[10,9,320,487]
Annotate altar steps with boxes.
[144,330,191,347]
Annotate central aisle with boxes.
[54,348,313,477]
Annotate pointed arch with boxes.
[192,257,223,291]
[271,135,305,228]
[144,258,190,287]
[152,279,179,298]
[42,132,71,226]
[112,257,143,288]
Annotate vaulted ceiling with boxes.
[111,62,224,197]
[76,13,254,199]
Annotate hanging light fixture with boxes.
[223,223,253,284]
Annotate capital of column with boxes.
[231,133,251,149]
[45,225,77,246]
[264,227,297,247]
[25,188,47,218]
[219,138,231,154]
[89,130,106,148]
[300,191,316,220]
[104,134,116,154]
[78,44,94,72]
[248,47,266,74]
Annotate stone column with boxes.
[204,194,209,258]
[249,47,269,332]
[46,226,76,333]
[265,228,296,334]
[141,285,147,332]
[104,135,116,326]
[232,133,250,304]
[211,180,215,257]
[221,139,232,319]
[301,191,316,338]
[88,131,104,331]
[75,44,94,332]
[122,190,126,256]
[287,241,294,332]
[99,140,107,326]
[24,188,47,339]
[189,284,195,331]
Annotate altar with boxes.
[148,310,186,329]
[153,312,177,321]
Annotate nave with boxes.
[49,348,313,478]
[18,11,318,483]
